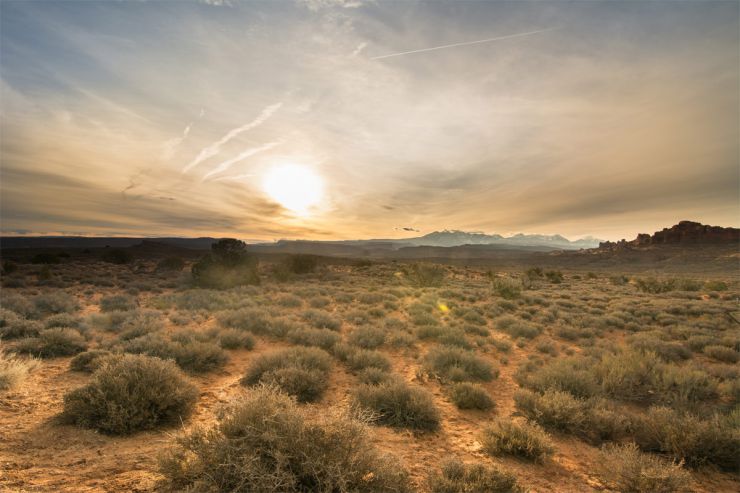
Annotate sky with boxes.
[1,0,738,241]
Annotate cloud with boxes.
[371,28,559,60]
[350,42,367,57]
[182,102,283,173]
[202,141,282,180]
[298,0,366,12]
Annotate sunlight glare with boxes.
[262,164,324,215]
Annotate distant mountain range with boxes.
[0,230,602,251]
[391,230,601,249]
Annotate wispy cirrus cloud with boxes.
[202,141,282,180]
[182,102,282,173]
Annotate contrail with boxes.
[183,102,282,173]
[202,141,282,180]
[371,27,558,60]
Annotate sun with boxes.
[262,164,324,215]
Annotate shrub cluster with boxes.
[428,459,523,493]
[192,239,259,289]
[159,385,411,492]
[597,443,691,493]
[448,382,494,410]
[61,354,198,434]
[240,346,333,402]
[423,346,497,382]
[15,328,87,358]
[354,377,441,431]
[481,418,554,462]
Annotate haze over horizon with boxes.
[1,0,738,242]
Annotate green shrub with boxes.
[99,294,137,312]
[191,239,259,288]
[423,346,497,382]
[241,346,333,402]
[217,308,276,335]
[428,459,523,493]
[481,418,554,462]
[0,318,43,339]
[703,345,739,363]
[69,350,116,372]
[448,382,494,410]
[347,326,387,349]
[287,327,340,350]
[405,263,446,287]
[336,345,392,373]
[354,378,441,431]
[120,334,228,373]
[216,328,256,350]
[15,328,87,358]
[1,295,37,318]
[492,277,524,299]
[495,316,541,339]
[117,309,164,340]
[159,385,411,492]
[302,309,341,331]
[62,354,198,434]
[276,294,303,307]
[597,443,691,493]
[635,406,739,470]
[34,291,79,315]
[545,270,563,284]
[704,280,728,291]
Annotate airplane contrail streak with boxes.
[371,27,559,60]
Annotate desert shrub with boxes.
[423,346,497,382]
[302,309,341,331]
[241,347,332,402]
[704,280,728,291]
[703,345,739,363]
[174,341,229,373]
[69,349,116,372]
[491,277,524,299]
[309,296,331,308]
[635,406,739,470]
[0,318,43,339]
[61,354,198,434]
[357,367,393,385]
[516,357,599,398]
[428,459,523,493]
[545,270,563,284]
[514,389,633,444]
[191,239,259,288]
[448,382,494,410]
[216,328,256,349]
[287,327,340,350]
[1,294,37,318]
[101,248,133,264]
[387,330,415,348]
[438,328,472,349]
[156,256,185,272]
[284,254,319,274]
[276,294,303,307]
[117,309,164,340]
[481,418,554,462]
[354,378,441,431]
[415,324,446,339]
[525,267,544,280]
[159,385,411,492]
[15,328,87,357]
[405,263,446,287]
[99,294,137,312]
[34,291,79,314]
[31,253,60,264]
[495,316,541,339]
[597,443,691,493]
[0,348,38,390]
[335,345,392,373]
[628,335,690,362]
[347,326,386,349]
[120,334,228,373]
[44,313,84,329]
[217,307,272,333]
[535,340,558,356]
